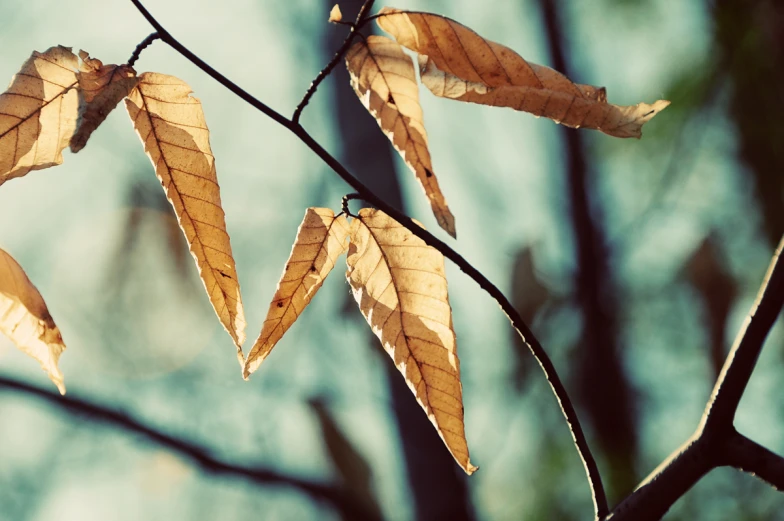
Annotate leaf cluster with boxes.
[0,4,668,475]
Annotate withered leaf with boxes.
[70,50,139,153]
[346,208,476,474]
[329,4,343,23]
[0,247,66,394]
[243,208,349,378]
[346,36,456,237]
[125,73,247,357]
[377,8,669,138]
[0,46,79,185]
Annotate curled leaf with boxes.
[329,4,343,23]
[0,247,66,394]
[70,50,139,153]
[125,73,246,357]
[0,46,79,185]
[378,8,669,138]
[244,208,349,378]
[346,208,476,474]
[346,36,456,237]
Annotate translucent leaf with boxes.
[0,247,66,394]
[0,46,79,185]
[346,36,456,237]
[329,4,343,23]
[243,208,349,378]
[346,208,476,473]
[378,8,669,138]
[125,73,247,358]
[70,50,139,153]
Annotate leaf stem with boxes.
[127,0,605,511]
[341,193,361,218]
[126,32,161,67]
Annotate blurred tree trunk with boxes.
[712,0,784,249]
[537,0,639,502]
[321,2,475,519]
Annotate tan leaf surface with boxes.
[70,51,139,153]
[0,247,66,394]
[125,72,246,356]
[346,36,456,237]
[377,8,669,138]
[243,208,349,378]
[329,4,343,23]
[345,208,476,473]
[0,46,79,185]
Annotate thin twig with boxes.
[128,0,603,510]
[127,32,161,67]
[0,375,376,519]
[292,0,375,124]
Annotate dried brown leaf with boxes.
[70,51,139,153]
[329,4,343,23]
[0,46,79,185]
[243,208,349,378]
[377,8,669,138]
[346,36,456,237]
[125,73,246,357]
[0,247,66,394]
[346,208,476,473]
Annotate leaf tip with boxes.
[464,462,479,475]
[329,4,342,23]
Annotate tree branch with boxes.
[0,374,376,520]
[291,0,375,124]
[724,430,784,491]
[700,236,784,434]
[607,235,784,520]
[127,0,604,502]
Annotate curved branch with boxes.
[0,374,376,520]
[127,0,605,512]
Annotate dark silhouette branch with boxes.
[700,236,784,434]
[0,374,377,520]
[608,236,784,520]
[724,430,784,491]
[292,0,375,124]
[126,32,161,67]
[127,0,605,509]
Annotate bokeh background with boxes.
[1,0,783,519]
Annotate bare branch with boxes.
[700,236,784,434]
[724,431,784,491]
[0,374,376,520]
[605,435,714,521]
[608,236,784,520]
[128,0,603,504]
[292,0,375,123]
